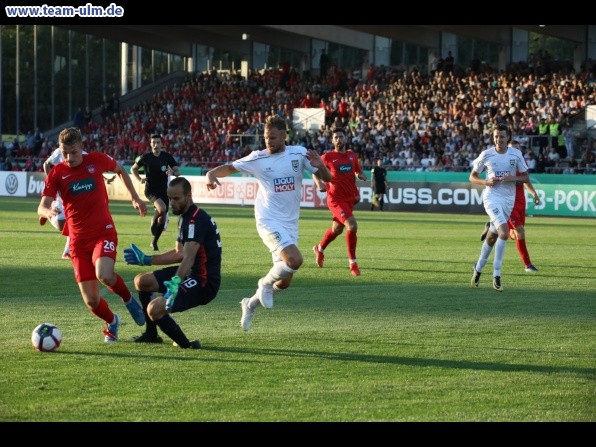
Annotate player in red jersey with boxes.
[481,177,540,272]
[312,127,367,276]
[37,127,148,342]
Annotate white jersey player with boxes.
[41,147,71,259]
[470,124,529,291]
[205,115,331,330]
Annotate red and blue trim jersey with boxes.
[43,152,117,238]
[321,149,361,202]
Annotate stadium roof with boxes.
[61,25,588,59]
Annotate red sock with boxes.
[90,297,114,324]
[107,274,132,303]
[320,228,338,250]
[516,239,531,267]
[346,230,357,260]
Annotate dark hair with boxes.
[150,134,162,140]
[58,127,82,146]
[332,127,345,135]
[264,115,287,132]
[169,176,191,195]
[494,123,510,136]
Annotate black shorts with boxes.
[153,266,218,313]
[145,191,169,208]
[374,184,386,195]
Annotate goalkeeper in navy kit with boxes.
[124,177,222,349]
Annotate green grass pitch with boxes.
[0,197,594,422]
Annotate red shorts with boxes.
[69,228,119,282]
[327,197,354,225]
[507,201,526,230]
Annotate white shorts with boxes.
[484,201,511,229]
[49,197,66,230]
[256,219,298,263]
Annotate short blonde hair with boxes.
[58,127,83,146]
[265,115,287,132]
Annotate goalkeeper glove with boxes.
[123,243,152,266]
[164,275,181,311]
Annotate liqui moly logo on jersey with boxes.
[274,176,295,192]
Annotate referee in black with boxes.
[370,158,388,211]
[132,134,180,250]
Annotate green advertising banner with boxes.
[15,172,596,218]
[528,184,596,217]
[351,181,595,217]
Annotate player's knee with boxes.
[276,280,291,291]
[133,273,152,291]
[147,299,165,320]
[333,225,345,236]
[97,273,113,287]
[133,274,143,290]
[285,255,303,270]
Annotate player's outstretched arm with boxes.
[205,164,239,190]
[306,150,331,182]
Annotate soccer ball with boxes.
[31,323,62,352]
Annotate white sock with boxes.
[248,295,260,309]
[493,238,507,277]
[475,240,493,272]
[262,262,296,286]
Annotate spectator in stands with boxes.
[59,61,593,177]
[525,150,537,173]
[547,146,560,167]
[579,143,595,171]
[73,107,85,130]
[537,118,550,151]
[33,128,44,156]
[83,106,93,128]
[430,52,441,76]
[110,92,120,114]
[12,159,23,171]
[3,157,13,171]
[319,49,329,79]
[25,132,36,156]
[563,126,575,160]
[444,51,454,73]
[100,95,110,122]
[23,156,37,172]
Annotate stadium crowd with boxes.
[2,54,596,174]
